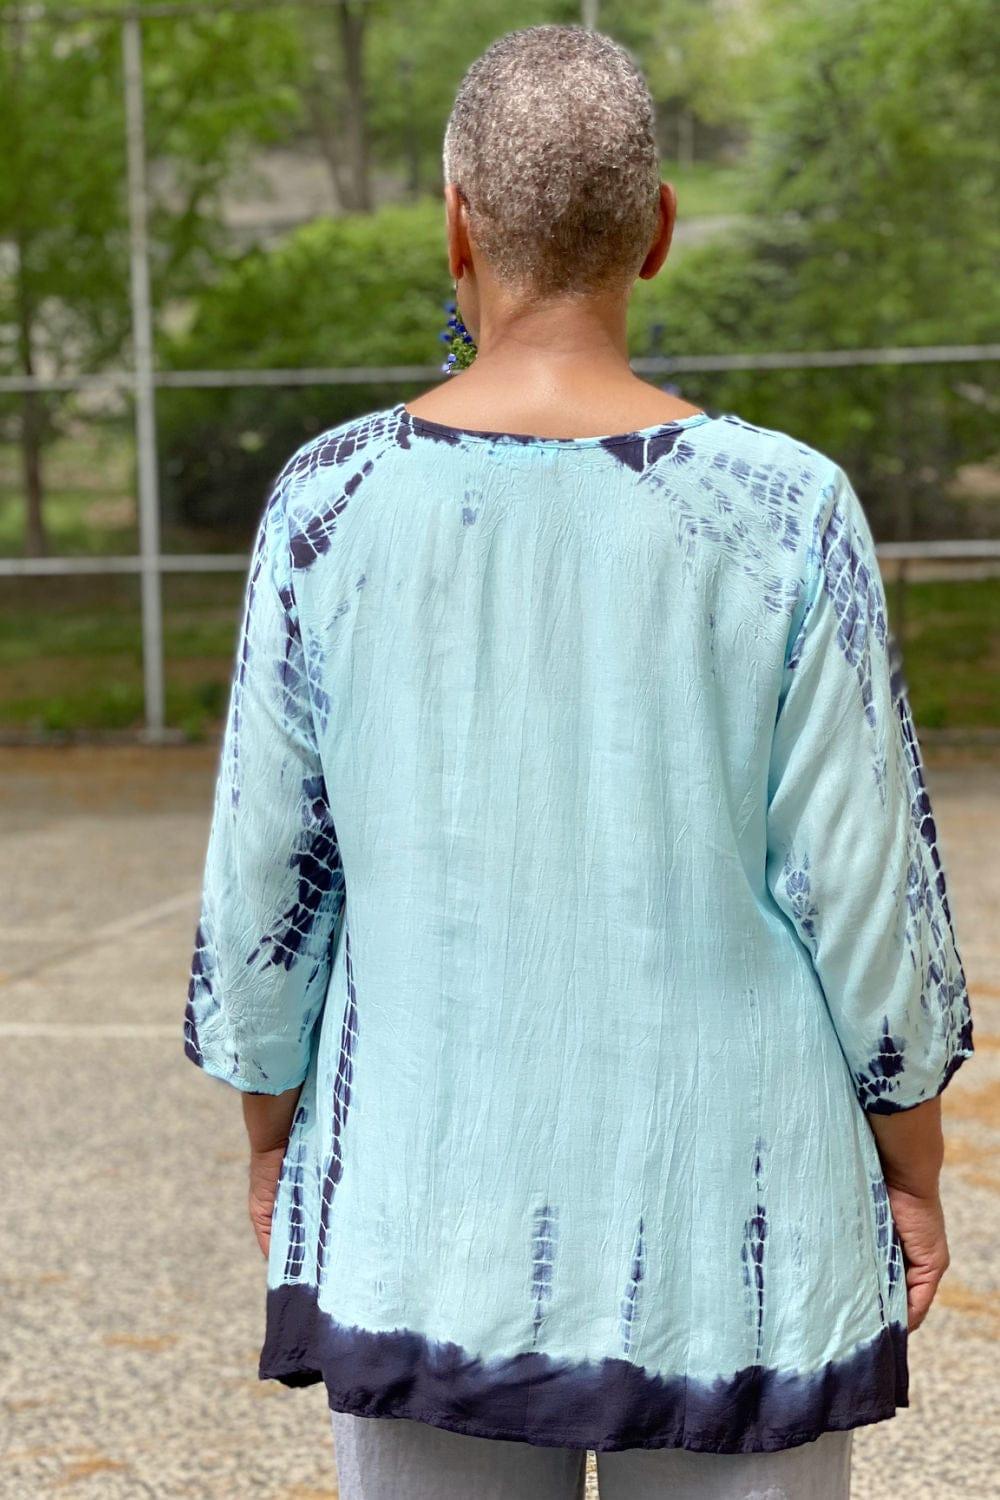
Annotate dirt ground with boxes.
[2,744,997,1498]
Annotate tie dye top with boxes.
[184,400,975,1455]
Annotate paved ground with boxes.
[2,744,997,1499]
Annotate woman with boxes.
[184,24,975,1500]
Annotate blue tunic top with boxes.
[183,400,975,1454]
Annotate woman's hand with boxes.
[885,1180,951,1332]
[248,1142,288,1259]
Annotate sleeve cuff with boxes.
[183,1030,310,1096]
[861,1042,976,1114]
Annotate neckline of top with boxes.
[394,401,714,448]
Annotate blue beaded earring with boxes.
[440,290,477,374]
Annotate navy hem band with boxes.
[258,1281,908,1454]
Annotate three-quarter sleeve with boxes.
[765,462,974,1113]
[183,463,346,1095]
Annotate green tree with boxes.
[157,200,453,533]
[0,2,298,553]
[618,0,762,166]
[365,0,555,202]
[632,0,999,535]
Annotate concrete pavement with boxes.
[2,744,996,1498]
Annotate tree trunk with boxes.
[303,1,371,213]
[19,400,46,559]
[15,243,47,558]
[336,0,370,213]
[305,84,353,211]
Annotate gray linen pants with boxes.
[329,1410,854,1500]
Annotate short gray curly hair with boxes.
[442,25,661,298]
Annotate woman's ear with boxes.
[444,182,473,284]
[637,182,677,282]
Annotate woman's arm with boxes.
[867,1093,944,1200]
[184,465,345,1098]
[244,1084,305,1258]
[765,463,974,1114]
[184,455,346,1257]
[867,1096,950,1332]
[243,1084,304,1156]
[765,463,974,1333]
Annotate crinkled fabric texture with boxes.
[184,402,975,1454]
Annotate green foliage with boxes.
[613,0,764,134]
[0,16,124,359]
[365,0,556,197]
[629,0,1000,537]
[743,0,997,343]
[0,3,301,464]
[157,200,454,529]
[3,0,996,738]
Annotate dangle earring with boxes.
[439,282,477,374]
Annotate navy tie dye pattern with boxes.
[530,1205,558,1344]
[600,427,697,473]
[281,1098,310,1281]
[741,1136,768,1367]
[818,488,888,728]
[281,408,404,570]
[896,683,970,1022]
[184,449,347,1095]
[642,421,806,617]
[779,849,819,956]
[855,682,972,1110]
[619,1216,646,1360]
[246,775,343,980]
[870,1174,905,1314]
[317,924,359,1284]
[183,917,220,1068]
[855,1015,909,1111]
[768,460,973,1120]
[184,403,973,1453]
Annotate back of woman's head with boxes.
[443,24,661,301]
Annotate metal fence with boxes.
[3,2,999,740]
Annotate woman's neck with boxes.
[405,357,704,440]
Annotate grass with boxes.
[0,426,137,557]
[892,577,1000,729]
[0,426,251,558]
[0,573,996,740]
[665,162,750,219]
[0,574,244,740]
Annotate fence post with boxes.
[123,10,167,741]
